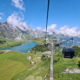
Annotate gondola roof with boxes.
[63,47,74,52]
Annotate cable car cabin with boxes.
[62,47,75,58]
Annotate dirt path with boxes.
[42,51,51,55]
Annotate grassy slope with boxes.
[54,51,80,80]
[0,51,50,80]
[29,38,45,45]
[0,51,30,80]
[11,54,49,80]
[0,36,29,48]
[0,37,50,80]
[0,37,80,80]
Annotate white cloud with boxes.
[56,26,79,37]
[48,24,57,30]
[0,13,4,15]
[36,27,42,30]
[7,12,80,37]
[7,12,28,30]
[0,13,4,20]
[12,0,25,10]
[42,24,57,34]
[0,17,2,20]
[47,24,57,32]
[7,12,23,27]
[43,24,80,37]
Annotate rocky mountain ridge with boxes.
[0,21,80,46]
[0,21,46,40]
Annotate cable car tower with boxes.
[45,0,56,80]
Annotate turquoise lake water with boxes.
[0,42,38,53]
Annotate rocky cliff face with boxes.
[0,21,48,40]
[34,29,46,38]
[0,21,34,40]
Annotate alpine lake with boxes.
[0,42,38,53]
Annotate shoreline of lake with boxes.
[0,42,38,53]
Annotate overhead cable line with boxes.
[45,0,50,43]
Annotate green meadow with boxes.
[0,50,50,80]
[0,36,30,48]
[0,37,80,80]
[54,51,80,80]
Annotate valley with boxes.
[1,0,80,80]
[0,38,80,80]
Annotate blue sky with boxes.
[0,0,80,36]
